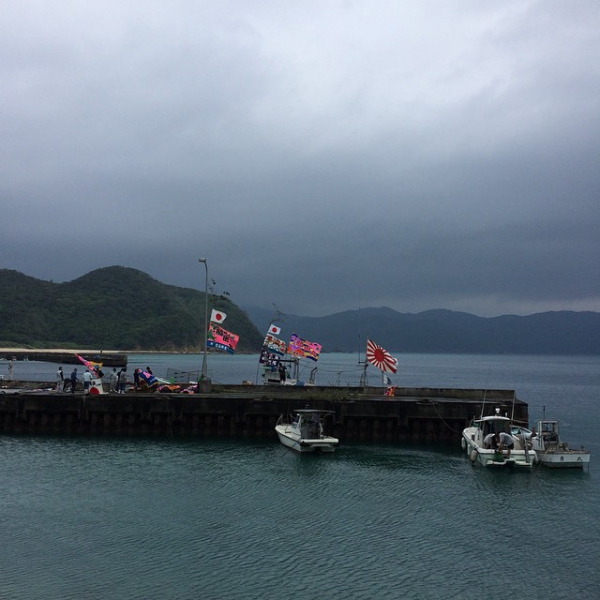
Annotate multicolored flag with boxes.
[207,323,239,354]
[259,348,281,367]
[366,339,398,374]
[138,369,159,390]
[75,354,104,377]
[288,334,322,362]
[262,333,287,356]
[267,323,281,335]
[210,309,227,324]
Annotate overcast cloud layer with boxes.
[2,0,599,317]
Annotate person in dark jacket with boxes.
[70,368,78,394]
[118,368,128,394]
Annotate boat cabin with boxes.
[486,420,510,436]
[466,409,515,450]
[475,416,512,437]
[262,358,317,387]
[538,420,560,450]
[291,411,323,440]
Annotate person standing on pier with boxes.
[70,368,78,394]
[278,363,286,384]
[83,369,92,393]
[109,368,118,392]
[56,366,64,392]
[117,368,128,394]
[8,359,13,380]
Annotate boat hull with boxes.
[466,445,534,468]
[538,451,590,468]
[275,426,338,453]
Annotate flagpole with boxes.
[255,306,284,385]
[198,258,209,381]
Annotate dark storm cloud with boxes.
[1,0,599,317]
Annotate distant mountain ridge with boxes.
[243,305,600,355]
[2,266,598,354]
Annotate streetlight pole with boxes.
[198,258,209,380]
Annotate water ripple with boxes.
[0,435,599,599]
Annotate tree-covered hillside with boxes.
[0,267,263,351]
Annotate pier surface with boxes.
[0,385,528,444]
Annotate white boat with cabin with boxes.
[275,409,339,453]
[462,407,535,468]
[262,358,317,387]
[512,418,591,469]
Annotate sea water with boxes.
[1,353,599,599]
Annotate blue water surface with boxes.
[1,353,599,599]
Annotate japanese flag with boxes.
[268,324,281,335]
[210,309,227,324]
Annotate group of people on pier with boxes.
[56,365,157,394]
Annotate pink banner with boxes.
[288,334,322,362]
[207,323,239,354]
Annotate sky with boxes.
[2,0,599,318]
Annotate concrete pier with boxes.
[0,386,529,444]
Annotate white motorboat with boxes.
[462,407,535,468]
[512,419,591,469]
[275,409,339,453]
[262,358,316,387]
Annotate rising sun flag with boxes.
[366,339,398,374]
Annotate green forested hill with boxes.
[0,267,263,351]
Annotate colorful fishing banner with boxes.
[366,339,398,374]
[140,369,159,388]
[259,347,281,367]
[287,334,322,362]
[207,323,239,354]
[262,333,287,356]
[75,354,104,377]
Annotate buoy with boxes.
[461,438,466,450]
[470,450,478,462]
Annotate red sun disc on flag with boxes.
[366,339,398,373]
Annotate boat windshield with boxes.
[299,414,321,438]
[480,418,511,436]
[541,421,558,435]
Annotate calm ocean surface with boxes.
[1,353,599,599]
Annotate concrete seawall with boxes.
[0,386,529,444]
[0,349,127,366]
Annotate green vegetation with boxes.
[0,267,263,352]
